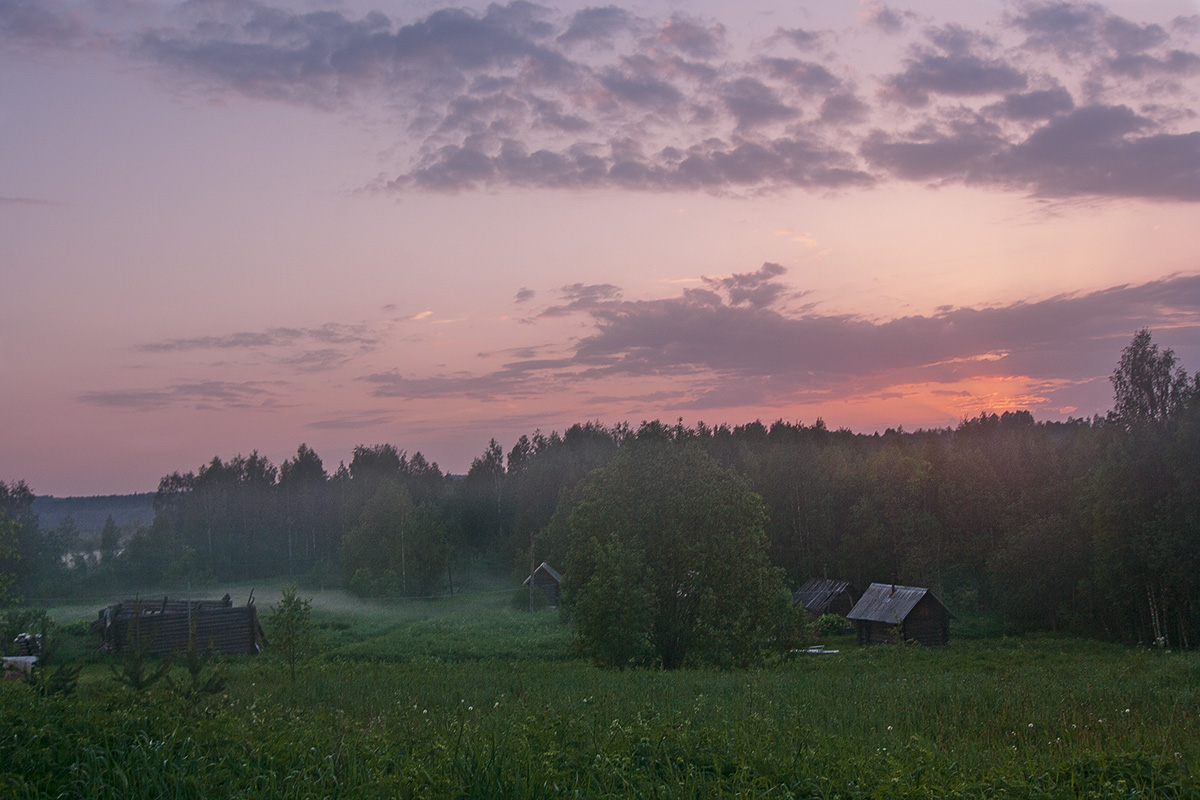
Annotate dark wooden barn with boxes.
[93,594,266,656]
[792,578,858,618]
[522,562,563,606]
[846,583,953,646]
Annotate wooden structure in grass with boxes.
[522,562,563,606]
[93,594,266,655]
[846,583,953,646]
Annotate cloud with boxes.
[655,15,726,60]
[774,27,824,52]
[41,0,1196,201]
[0,0,85,49]
[541,283,623,317]
[355,267,1200,415]
[139,323,377,354]
[558,5,640,47]
[396,134,874,193]
[987,87,1075,120]
[0,195,60,206]
[79,380,278,411]
[864,104,1200,201]
[701,262,792,309]
[307,412,396,430]
[881,30,1029,107]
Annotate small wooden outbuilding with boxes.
[846,583,953,646]
[792,578,858,618]
[93,594,266,655]
[522,562,563,606]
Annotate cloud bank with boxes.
[8,0,1196,201]
[358,267,1200,415]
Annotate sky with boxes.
[2,0,1199,496]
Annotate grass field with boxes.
[4,582,1199,798]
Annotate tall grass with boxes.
[3,586,1197,798]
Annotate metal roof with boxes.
[522,562,562,585]
[792,578,854,613]
[846,583,946,624]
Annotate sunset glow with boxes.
[2,0,1199,495]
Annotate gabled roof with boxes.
[522,562,562,585]
[846,583,952,624]
[792,578,854,613]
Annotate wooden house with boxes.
[93,594,266,655]
[522,562,563,606]
[846,583,952,646]
[792,578,858,618]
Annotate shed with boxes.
[846,583,953,646]
[522,562,563,606]
[792,579,858,618]
[93,594,266,655]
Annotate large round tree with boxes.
[562,442,792,669]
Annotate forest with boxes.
[2,329,1198,649]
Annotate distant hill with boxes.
[33,493,156,536]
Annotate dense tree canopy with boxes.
[8,330,1200,651]
[561,442,792,669]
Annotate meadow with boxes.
[3,580,1199,799]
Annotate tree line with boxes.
[2,329,1198,648]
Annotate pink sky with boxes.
[3,0,1199,495]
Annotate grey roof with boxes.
[792,579,854,613]
[522,562,562,585]
[846,583,950,624]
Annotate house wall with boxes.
[855,597,950,647]
[533,574,561,605]
[902,597,949,646]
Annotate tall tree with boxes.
[563,442,792,669]
[280,444,330,575]
[1111,329,1192,425]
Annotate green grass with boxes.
[4,584,1199,799]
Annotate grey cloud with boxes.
[862,118,1005,181]
[110,1,1199,201]
[1103,16,1168,52]
[531,97,590,132]
[558,5,638,46]
[0,0,84,48]
[397,134,872,193]
[863,3,917,36]
[655,15,725,60]
[0,195,59,206]
[598,68,684,110]
[572,273,1200,394]
[280,348,354,372]
[1107,50,1200,80]
[760,58,841,95]
[883,52,1027,107]
[987,87,1074,120]
[1010,0,1104,57]
[721,77,797,129]
[820,93,870,124]
[139,2,576,108]
[355,268,1200,410]
[307,413,395,429]
[139,323,376,352]
[865,104,1200,202]
[79,380,276,411]
[515,287,536,303]
[360,360,572,401]
[999,105,1200,200]
[702,262,790,309]
[774,27,822,52]
[541,282,623,316]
